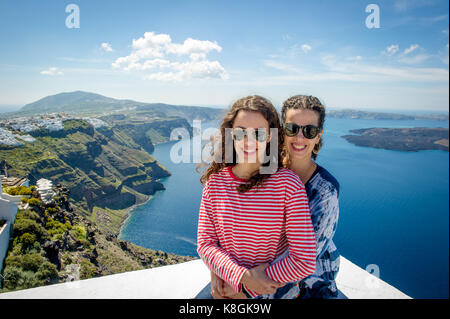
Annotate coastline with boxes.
[117,139,176,239]
[117,194,154,239]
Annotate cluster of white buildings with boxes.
[0,128,35,146]
[0,113,108,146]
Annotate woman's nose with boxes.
[294,130,306,140]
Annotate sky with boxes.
[0,0,448,111]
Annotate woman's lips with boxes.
[291,143,307,152]
[243,148,257,155]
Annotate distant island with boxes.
[328,109,449,121]
[342,127,449,152]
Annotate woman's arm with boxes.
[309,187,339,259]
[265,184,317,283]
[196,184,247,293]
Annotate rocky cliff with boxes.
[0,184,194,293]
[0,117,192,235]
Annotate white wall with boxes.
[0,197,19,282]
[0,219,11,284]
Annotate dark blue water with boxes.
[120,118,449,299]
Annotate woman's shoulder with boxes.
[309,165,340,196]
[204,166,232,185]
[271,167,305,188]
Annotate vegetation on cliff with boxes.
[0,185,194,293]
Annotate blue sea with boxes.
[119,117,449,299]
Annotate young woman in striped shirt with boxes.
[196,95,317,299]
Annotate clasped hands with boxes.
[210,263,285,299]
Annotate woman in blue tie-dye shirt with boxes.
[280,95,340,299]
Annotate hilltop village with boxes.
[0,113,107,147]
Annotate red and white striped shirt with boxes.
[196,165,317,297]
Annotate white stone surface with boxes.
[335,257,410,299]
[0,257,411,299]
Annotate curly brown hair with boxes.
[197,95,284,193]
[281,95,326,161]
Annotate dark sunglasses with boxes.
[231,128,268,142]
[283,123,320,139]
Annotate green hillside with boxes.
[14,91,223,122]
[0,184,194,293]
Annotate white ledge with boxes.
[0,256,410,299]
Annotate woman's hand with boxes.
[210,271,247,299]
[240,263,285,295]
[210,271,233,299]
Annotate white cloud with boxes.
[257,54,448,86]
[403,44,420,55]
[397,44,428,65]
[144,60,229,82]
[167,37,222,55]
[347,56,363,61]
[40,67,63,76]
[394,0,437,11]
[101,42,113,52]
[384,44,400,56]
[321,54,448,82]
[301,44,312,54]
[263,60,301,72]
[113,31,227,82]
[419,14,448,25]
[440,43,449,65]
[398,54,430,64]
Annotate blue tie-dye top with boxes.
[298,164,340,298]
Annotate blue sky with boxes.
[0,0,448,111]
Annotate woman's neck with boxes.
[289,158,317,184]
[232,162,261,179]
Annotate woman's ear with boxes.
[317,129,324,140]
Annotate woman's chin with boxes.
[237,151,264,164]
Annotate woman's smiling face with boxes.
[284,108,322,162]
[232,110,270,164]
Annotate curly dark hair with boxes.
[281,95,326,161]
[197,95,283,193]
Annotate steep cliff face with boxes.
[0,118,191,234]
[99,116,193,152]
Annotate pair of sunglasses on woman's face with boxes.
[231,127,268,142]
[283,123,320,139]
[231,123,320,142]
